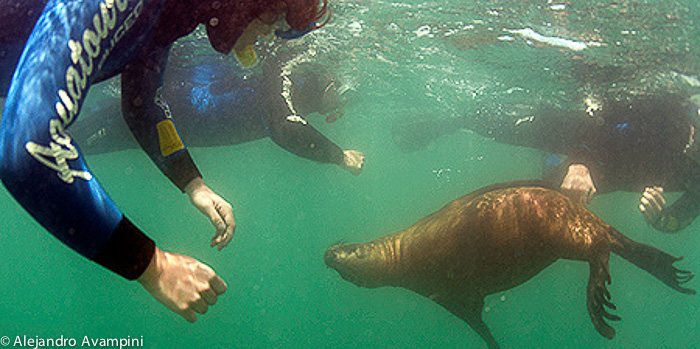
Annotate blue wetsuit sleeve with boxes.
[0,0,155,280]
[121,46,202,191]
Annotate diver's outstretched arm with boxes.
[121,46,236,250]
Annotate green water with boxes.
[2,0,700,347]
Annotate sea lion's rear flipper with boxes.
[587,246,620,340]
[608,228,696,295]
[434,296,500,349]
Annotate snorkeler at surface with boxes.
[72,40,365,175]
[393,92,700,234]
[0,0,328,322]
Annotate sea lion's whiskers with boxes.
[331,239,346,246]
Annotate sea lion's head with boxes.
[324,242,391,289]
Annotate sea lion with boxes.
[324,180,695,349]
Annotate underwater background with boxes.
[2,0,700,347]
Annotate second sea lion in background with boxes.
[325,180,695,349]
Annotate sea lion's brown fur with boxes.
[324,180,694,349]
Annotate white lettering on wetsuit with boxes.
[25,120,93,182]
[154,87,173,119]
[25,0,143,183]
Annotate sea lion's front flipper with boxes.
[586,247,620,339]
[435,296,500,349]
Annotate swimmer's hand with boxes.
[561,164,597,204]
[640,186,666,224]
[185,177,236,250]
[340,150,365,176]
[138,247,227,323]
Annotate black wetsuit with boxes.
[393,93,700,233]
[71,46,345,165]
[543,94,700,233]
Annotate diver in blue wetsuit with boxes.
[72,40,365,175]
[0,0,328,322]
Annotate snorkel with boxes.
[275,24,316,40]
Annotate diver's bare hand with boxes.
[185,177,235,250]
[640,186,666,224]
[138,248,227,323]
[561,164,597,204]
[340,150,365,176]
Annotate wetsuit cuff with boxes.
[651,214,682,233]
[331,146,345,165]
[166,151,202,192]
[92,216,155,280]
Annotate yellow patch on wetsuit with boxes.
[157,120,185,156]
[234,44,257,67]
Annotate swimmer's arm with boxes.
[258,56,364,174]
[646,191,700,233]
[0,2,227,323]
[263,109,345,164]
[265,110,367,175]
[121,45,202,190]
[121,47,235,249]
[259,57,347,165]
[262,109,364,175]
[0,0,155,278]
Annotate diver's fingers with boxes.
[639,203,651,220]
[215,200,235,250]
[642,189,664,214]
[342,150,365,176]
[186,180,234,250]
[201,288,219,306]
[201,196,234,250]
[357,152,366,171]
[210,274,228,295]
[191,297,209,315]
[192,195,226,247]
[640,192,661,224]
[640,196,657,216]
[181,309,197,323]
[649,186,667,207]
